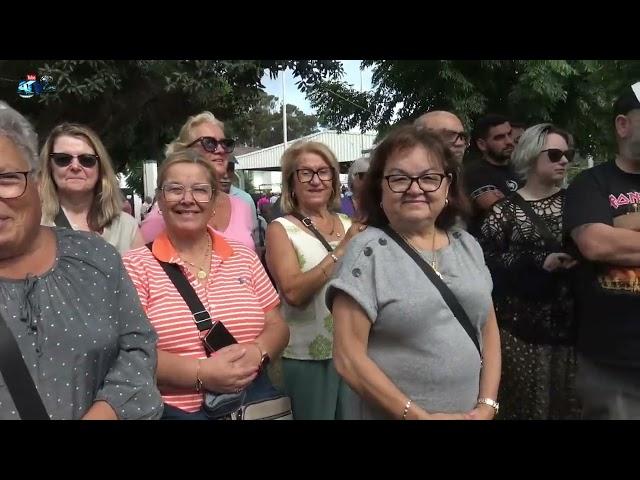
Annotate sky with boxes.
[261,60,373,115]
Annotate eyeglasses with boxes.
[0,170,31,199]
[296,168,334,183]
[49,152,99,168]
[160,183,213,203]
[542,148,575,163]
[187,136,236,154]
[384,173,451,193]
[433,129,469,146]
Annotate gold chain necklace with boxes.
[179,234,212,280]
[397,229,442,279]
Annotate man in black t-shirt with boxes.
[563,84,640,419]
[463,114,522,235]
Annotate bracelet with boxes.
[330,253,339,263]
[402,399,412,420]
[195,359,203,393]
[477,397,499,415]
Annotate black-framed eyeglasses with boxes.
[49,152,99,168]
[159,183,213,203]
[433,129,469,146]
[0,170,32,199]
[296,168,334,183]
[541,148,575,163]
[384,173,451,193]
[187,136,236,154]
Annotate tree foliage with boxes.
[305,60,640,161]
[0,59,343,193]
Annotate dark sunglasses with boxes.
[542,148,575,163]
[187,136,236,154]
[49,152,99,168]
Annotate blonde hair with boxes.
[39,123,123,231]
[165,111,225,156]
[157,148,218,191]
[280,140,342,214]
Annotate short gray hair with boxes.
[347,156,371,190]
[511,123,570,181]
[0,101,39,173]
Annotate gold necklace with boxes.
[398,229,442,279]
[180,235,212,280]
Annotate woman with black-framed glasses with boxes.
[326,125,501,420]
[0,102,162,420]
[140,112,256,252]
[265,140,365,419]
[477,123,581,420]
[39,123,145,254]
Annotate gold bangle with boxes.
[402,399,412,420]
[195,359,203,393]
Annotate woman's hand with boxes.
[542,252,577,272]
[465,404,496,420]
[334,222,367,256]
[199,344,258,393]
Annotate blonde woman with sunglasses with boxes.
[477,123,580,420]
[39,123,145,254]
[140,112,255,251]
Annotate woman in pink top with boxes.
[140,111,256,251]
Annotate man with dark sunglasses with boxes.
[414,110,468,164]
[563,83,640,419]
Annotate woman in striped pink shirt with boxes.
[123,149,289,419]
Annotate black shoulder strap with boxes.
[54,209,72,229]
[510,193,562,251]
[0,311,50,420]
[289,212,334,253]
[381,226,482,359]
[145,243,212,332]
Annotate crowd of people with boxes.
[1,81,639,420]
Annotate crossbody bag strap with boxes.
[510,193,562,251]
[381,226,482,359]
[0,311,50,420]
[290,212,334,253]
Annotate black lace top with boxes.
[478,191,576,345]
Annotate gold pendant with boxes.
[197,270,207,280]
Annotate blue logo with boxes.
[17,74,56,99]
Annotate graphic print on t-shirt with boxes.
[598,191,640,294]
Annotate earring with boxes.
[292,191,296,198]
[445,198,449,206]
[379,201,383,208]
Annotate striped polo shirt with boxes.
[122,227,279,412]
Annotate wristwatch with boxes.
[477,397,499,414]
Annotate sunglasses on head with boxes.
[187,136,236,154]
[542,148,575,163]
[49,152,99,168]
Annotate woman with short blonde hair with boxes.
[140,111,256,251]
[266,140,363,419]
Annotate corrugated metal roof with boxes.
[236,130,377,170]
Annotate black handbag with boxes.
[381,226,482,360]
[148,244,293,420]
[0,311,50,420]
